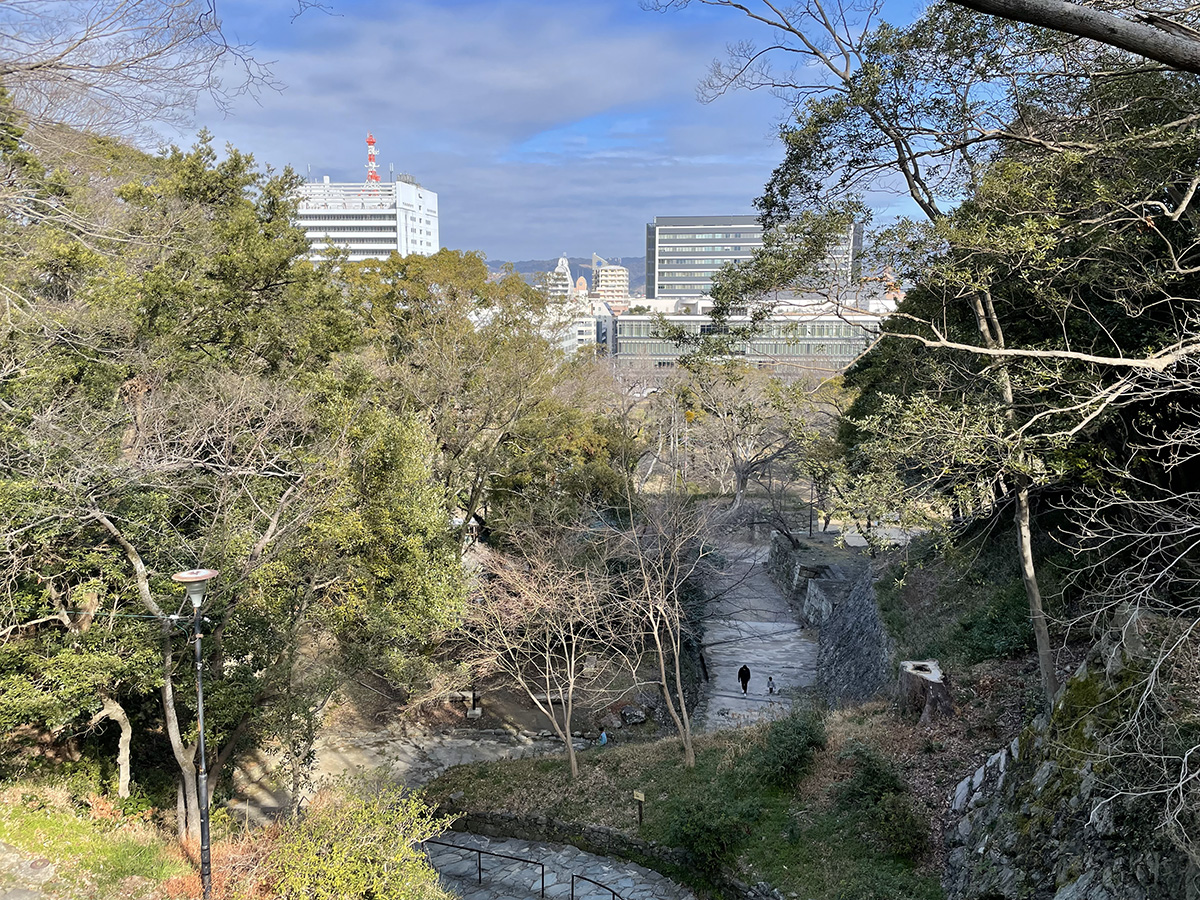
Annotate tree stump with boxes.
[899,659,954,725]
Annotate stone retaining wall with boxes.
[766,534,895,705]
[815,568,896,706]
[445,810,784,900]
[943,651,1200,900]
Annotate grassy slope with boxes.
[0,785,190,900]
[423,721,944,900]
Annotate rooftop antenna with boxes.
[365,133,380,183]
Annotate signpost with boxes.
[633,790,645,825]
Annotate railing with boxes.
[423,838,546,898]
[571,872,627,900]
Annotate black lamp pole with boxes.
[173,568,219,900]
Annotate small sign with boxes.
[633,790,645,802]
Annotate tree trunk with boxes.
[898,660,954,725]
[1016,484,1060,707]
[652,623,695,767]
[86,696,133,798]
[104,698,133,798]
[162,630,201,842]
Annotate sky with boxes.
[184,0,917,262]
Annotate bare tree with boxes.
[0,0,278,137]
[608,492,716,768]
[465,547,630,780]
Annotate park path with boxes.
[426,833,695,900]
[692,539,820,732]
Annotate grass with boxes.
[0,784,191,899]
[423,714,944,900]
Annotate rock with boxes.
[952,775,972,812]
[1031,760,1057,794]
[1053,870,1096,900]
[620,705,646,725]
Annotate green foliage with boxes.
[0,784,190,890]
[269,780,453,900]
[741,708,827,789]
[874,527,1071,666]
[663,794,758,878]
[832,743,928,862]
[957,582,1035,663]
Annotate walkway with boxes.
[692,540,820,732]
[426,833,695,900]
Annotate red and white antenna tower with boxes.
[365,133,380,183]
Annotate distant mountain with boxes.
[487,256,647,295]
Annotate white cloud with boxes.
[188,0,792,259]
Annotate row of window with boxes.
[658,245,756,253]
[658,232,760,239]
[305,226,396,234]
[312,238,398,245]
[658,258,744,266]
[614,338,864,358]
[656,283,713,292]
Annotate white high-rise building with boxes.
[295,135,439,262]
[592,254,630,300]
[544,254,575,300]
[296,175,439,262]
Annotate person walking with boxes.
[767,676,776,695]
[737,664,751,695]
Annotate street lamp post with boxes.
[173,568,219,900]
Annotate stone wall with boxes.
[766,534,895,705]
[765,533,856,627]
[944,652,1200,900]
[815,568,896,706]
[446,810,784,900]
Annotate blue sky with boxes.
[186,0,919,262]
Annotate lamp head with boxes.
[173,569,219,609]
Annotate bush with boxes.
[664,796,756,878]
[832,744,928,862]
[269,779,454,900]
[744,708,827,789]
[832,743,905,809]
[957,582,1034,662]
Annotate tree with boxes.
[464,545,627,780]
[0,128,463,842]
[0,0,276,136]
[676,361,800,510]
[609,491,715,768]
[343,250,563,545]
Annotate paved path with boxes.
[425,833,695,900]
[232,725,564,821]
[693,541,820,732]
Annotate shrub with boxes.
[957,582,1034,662]
[664,796,756,878]
[832,744,928,862]
[269,779,454,900]
[832,743,905,809]
[743,708,827,789]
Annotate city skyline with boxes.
[181,0,920,262]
